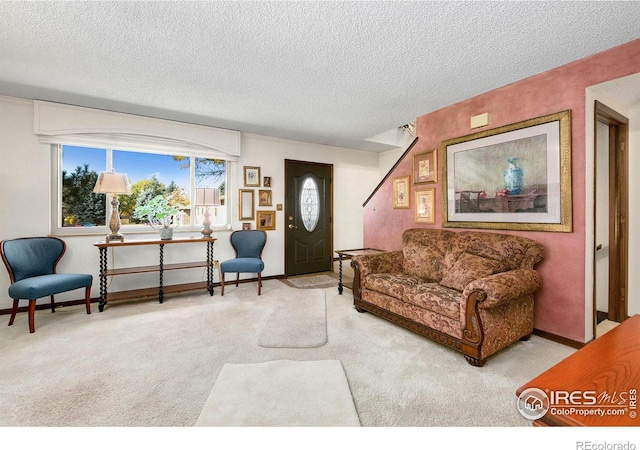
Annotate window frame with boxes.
[51,143,234,237]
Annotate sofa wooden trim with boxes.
[353,271,488,366]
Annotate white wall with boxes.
[0,96,380,310]
[378,146,405,179]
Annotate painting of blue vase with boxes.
[503,157,523,195]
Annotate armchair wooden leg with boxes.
[8,299,18,326]
[50,295,56,313]
[84,286,92,315]
[235,274,239,287]
[258,273,262,295]
[221,273,225,296]
[28,300,36,333]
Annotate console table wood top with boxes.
[517,314,640,426]
[94,236,216,248]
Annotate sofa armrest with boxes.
[463,269,542,309]
[351,251,404,278]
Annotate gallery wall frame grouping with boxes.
[240,166,276,229]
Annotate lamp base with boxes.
[106,233,125,243]
[105,194,125,243]
[201,208,213,238]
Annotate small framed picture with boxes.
[242,222,251,230]
[244,166,261,187]
[413,149,438,184]
[258,189,272,206]
[257,210,276,231]
[263,176,272,187]
[415,188,436,224]
[392,176,411,209]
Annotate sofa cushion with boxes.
[439,252,507,292]
[447,231,544,271]
[402,229,455,281]
[403,283,461,320]
[365,273,421,299]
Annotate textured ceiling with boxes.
[1,1,639,151]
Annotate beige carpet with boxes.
[258,288,327,348]
[195,359,360,426]
[0,280,576,427]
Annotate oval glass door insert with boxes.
[300,177,319,232]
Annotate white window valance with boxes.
[33,100,240,160]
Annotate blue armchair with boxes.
[1,237,93,333]
[220,230,267,295]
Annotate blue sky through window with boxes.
[113,150,190,189]
[62,145,105,174]
[62,145,190,189]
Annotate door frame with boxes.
[593,100,629,334]
[284,159,334,277]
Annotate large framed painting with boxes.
[442,110,572,232]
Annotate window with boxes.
[300,177,319,232]
[56,144,228,235]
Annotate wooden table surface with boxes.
[517,314,639,426]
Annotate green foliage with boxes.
[133,195,180,229]
[62,165,105,226]
[125,176,170,223]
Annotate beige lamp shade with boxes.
[93,171,132,194]
[195,188,221,206]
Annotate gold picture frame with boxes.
[238,189,255,220]
[442,110,572,232]
[392,176,411,209]
[257,210,276,231]
[413,149,437,184]
[258,189,272,206]
[415,188,435,224]
[243,166,261,187]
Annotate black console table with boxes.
[94,236,216,311]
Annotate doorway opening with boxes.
[594,101,629,338]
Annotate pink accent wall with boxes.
[363,39,640,342]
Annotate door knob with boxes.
[288,224,297,229]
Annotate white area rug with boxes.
[195,359,361,426]
[258,288,327,348]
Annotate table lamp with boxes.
[195,188,221,238]
[93,170,131,242]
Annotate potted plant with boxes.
[133,195,181,240]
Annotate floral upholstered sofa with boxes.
[351,228,544,366]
